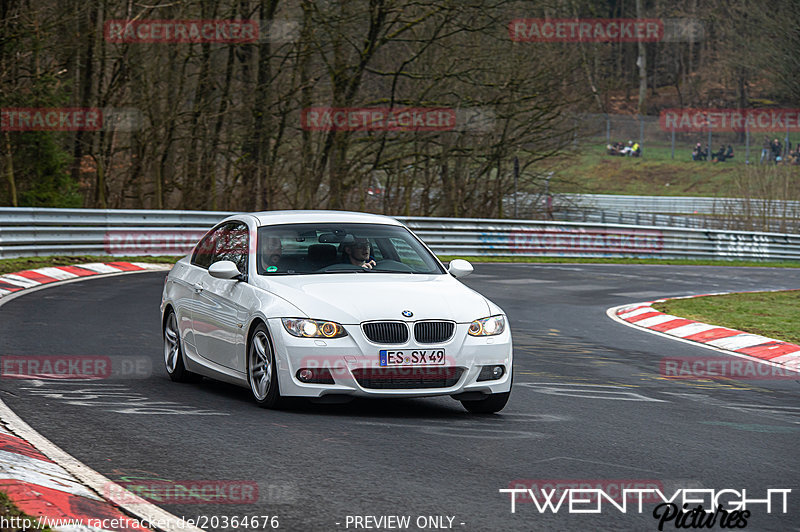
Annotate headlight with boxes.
[468,315,505,336]
[282,318,347,338]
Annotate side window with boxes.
[212,223,249,274]
[192,226,223,269]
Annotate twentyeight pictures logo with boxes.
[498,488,792,530]
[500,486,791,530]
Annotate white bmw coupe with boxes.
[160,211,512,413]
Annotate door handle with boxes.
[193,282,204,293]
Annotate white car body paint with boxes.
[161,211,513,402]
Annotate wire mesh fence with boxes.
[576,113,800,164]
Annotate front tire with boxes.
[163,310,200,383]
[460,367,512,414]
[460,391,510,414]
[247,323,284,408]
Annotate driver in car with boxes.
[343,238,376,269]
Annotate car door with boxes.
[191,222,251,371]
[178,226,222,355]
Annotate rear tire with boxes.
[460,391,510,414]
[163,310,201,383]
[247,323,285,409]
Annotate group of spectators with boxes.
[692,143,734,162]
[790,146,800,165]
[761,136,800,165]
[602,136,799,165]
[689,137,800,165]
[606,140,641,157]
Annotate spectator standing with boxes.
[761,136,771,163]
[771,138,783,164]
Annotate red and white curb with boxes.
[0,418,148,531]
[0,262,201,532]
[0,262,172,300]
[607,292,800,374]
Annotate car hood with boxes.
[257,273,492,324]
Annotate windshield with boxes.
[256,223,445,276]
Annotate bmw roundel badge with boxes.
[402,310,413,318]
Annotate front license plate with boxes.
[379,349,445,366]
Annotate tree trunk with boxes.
[635,0,647,115]
[72,3,97,205]
[4,133,17,207]
[93,154,106,208]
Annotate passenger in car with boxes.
[258,236,283,273]
[343,238,377,269]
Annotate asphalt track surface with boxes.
[1,264,799,532]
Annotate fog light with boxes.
[492,365,504,379]
[296,368,335,384]
[477,365,505,382]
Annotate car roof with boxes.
[245,210,404,228]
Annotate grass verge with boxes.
[0,255,181,275]
[653,290,800,345]
[549,140,800,197]
[1,255,798,276]
[0,491,52,531]
[437,256,800,268]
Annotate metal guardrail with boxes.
[1,207,799,261]
[552,208,800,234]
[507,193,800,233]
[560,194,800,215]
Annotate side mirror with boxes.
[448,259,473,279]
[209,260,243,281]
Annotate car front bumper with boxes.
[267,319,513,399]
